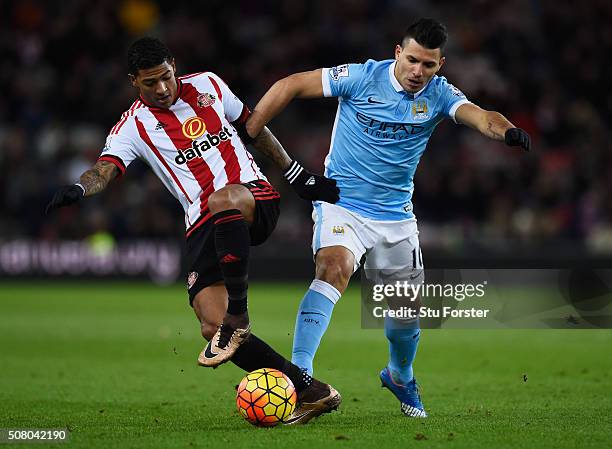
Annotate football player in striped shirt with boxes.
[46,37,340,424]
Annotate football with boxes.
[236,368,298,427]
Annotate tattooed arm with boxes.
[240,70,339,202]
[455,103,531,151]
[248,125,340,203]
[45,160,120,213]
[454,103,514,140]
[79,160,120,196]
[250,126,292,171]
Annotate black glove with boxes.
[284,160,340,203]
[45,184,85,214]
[504,128,531,152]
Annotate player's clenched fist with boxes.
[504,128,531,152]
[284,160,340,204]
[45,184,85,214]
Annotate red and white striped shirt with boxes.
[99,72,266,236]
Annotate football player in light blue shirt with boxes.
[247,18,530,418]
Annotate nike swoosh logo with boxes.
[367,97,384,104]
[204,344,218,359]
[283,411,310,424]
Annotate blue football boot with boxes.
[380,367,427,417]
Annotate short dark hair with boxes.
[127,37,173,75]
[402,18,448,52]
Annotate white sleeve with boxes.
[321,68,332,97]
[439,77,471,124]
[449,99,472,124]
[207,73,245,122]
[321,63,365,99]
[99,118,139,175]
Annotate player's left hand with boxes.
[284,161,340,203]
[504,128,531,152]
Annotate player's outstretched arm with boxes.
[78,160,120,196]
[455,103,531,151]
[250,126,292,171]
[246,69,324,139]
[250,123,339,204]
[45,160,119,214]
[245,70,339,203]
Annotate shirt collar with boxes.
[388,60,431,99]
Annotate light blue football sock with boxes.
[291,279,340,375]
[384,316,420,385]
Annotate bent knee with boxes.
[316,250,354,292]
[208,189,239,214]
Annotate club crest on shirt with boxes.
[187,271,199,290]
[412,100,429,120]
[197,93,216,108]
[332,225,345,236]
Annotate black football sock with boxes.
[212,209,250,316]
[231,334,313,393]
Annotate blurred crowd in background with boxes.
[1,0,611,260]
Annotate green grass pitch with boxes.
[0,281,610,448]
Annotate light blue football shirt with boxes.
[321,59,470,220]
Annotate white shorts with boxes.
[311,202,424,276]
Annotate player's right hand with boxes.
[284,161,340,204]
[45,184,85,214]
